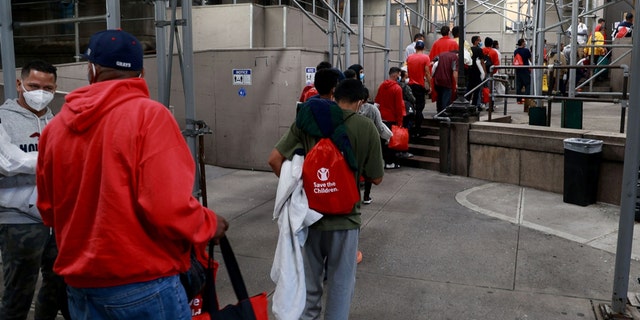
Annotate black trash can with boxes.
[561,100,583,129]
[563,138,603,206]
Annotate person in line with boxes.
[559,44,587,95]
[268,78,384,320]
[375,67,406,169]
[398,67,416,141]
[299,61,332,102]
[405,33,425,60]
[432,50,458,113]
[348,64,366,84]
[429,26,458,61]
[36,29,228,319]
[359,87,392,205]
[0,59,69,320]
[567,18,589,45]
[406,40,432,137]
[343,68,357,80]
[451,26,472,67]
[514,38,532,104]
[613,13,633,39]
[584,18,608,80]
[468,36,486,110]
[492,40,503,63]
[344,65,368,263]
[597,18,608,40]
[482,37,500,75]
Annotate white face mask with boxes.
[21,83,54,112]
[404,78,409,84]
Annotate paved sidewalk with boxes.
[204,164,640,320]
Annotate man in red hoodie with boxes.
[36,29,228,319]
[375,67,405,169]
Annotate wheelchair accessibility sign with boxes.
[232,69,252,85]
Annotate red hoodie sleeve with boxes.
[136,107,217,246]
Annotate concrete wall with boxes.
[610,37,633,93]
[451,122,626,205]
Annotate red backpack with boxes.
[302,138,360,214]
[513,53,524,66]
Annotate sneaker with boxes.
[402,152,414,158]
[363,196,372,204]
[356,250,363,264]
[385,163,400,169]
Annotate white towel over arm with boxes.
[270,154,323,320]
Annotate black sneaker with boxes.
[363,197,373,204]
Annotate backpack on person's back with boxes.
[302,137,360,214]
[297,101,360,214]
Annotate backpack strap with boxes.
[296,101,358,171]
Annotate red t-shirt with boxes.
[482,47,500,73]
[406,53,432,87]
[429,36,458,60]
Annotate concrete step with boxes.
[410,135,440,146]
[397,155,440,170]
[408,143,439,158]
[398,118,443,171]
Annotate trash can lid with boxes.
[563,138,603,154]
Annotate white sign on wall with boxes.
[232,69,252,85]
[305,67,316,85]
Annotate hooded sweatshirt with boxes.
[36,78,218,288]
[0,99,53,224]
[375,79,405,125]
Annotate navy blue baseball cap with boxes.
[83,29,143,71]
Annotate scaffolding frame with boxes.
[1,0,639,316]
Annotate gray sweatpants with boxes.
[301,228,359,320]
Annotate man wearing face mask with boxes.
[348,64,365,84]
[0,59,70,320]
[36,29,228,319]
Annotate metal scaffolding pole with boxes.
[106,0,121,29]
[568,0,579,97]
[344,0,351,68]
[532,0,545,105]
[358,0,363,65]
[328,0,335,63]
[611,0,640,313]
[399,0,406,63]
[154,0,169,106]
[0,0,17,100]
[180,0,201,195]
[384,0,390,77]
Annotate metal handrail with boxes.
[488,64,629,133]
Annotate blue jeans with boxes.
[67,275,191,320]
[434,85,452,113]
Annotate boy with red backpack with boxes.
[268,74,384,319]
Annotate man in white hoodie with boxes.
[0,59,68,320]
